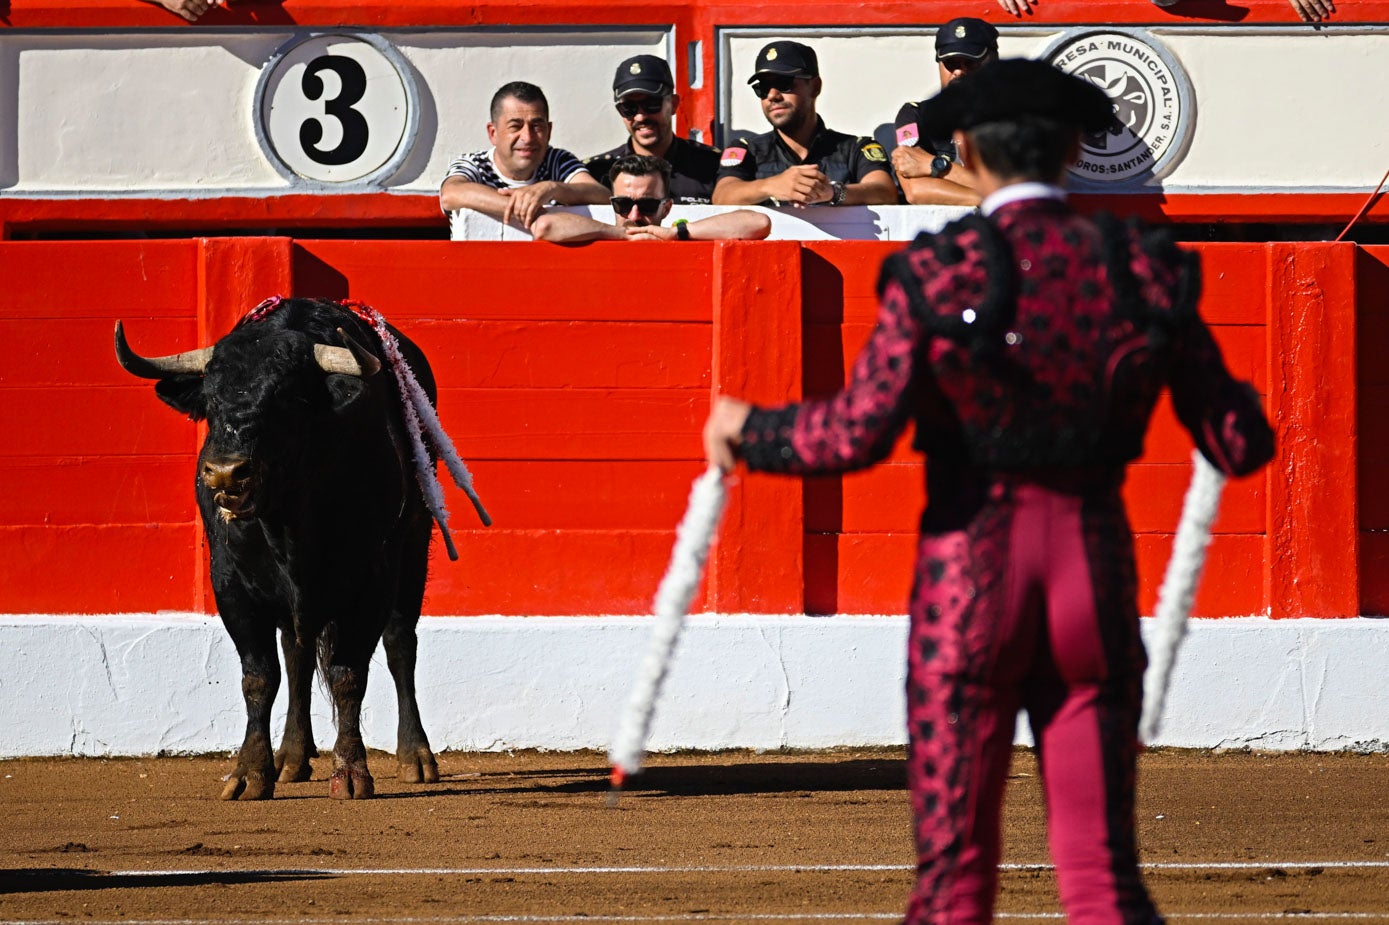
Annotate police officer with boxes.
[585,55,723,205]
[891,18,999,206]
[712,40,897,207]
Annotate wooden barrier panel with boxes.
[0,237,1376,617]
[1356,246,1389,617]
[0,241,204,611]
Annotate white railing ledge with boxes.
[449,203,974,242]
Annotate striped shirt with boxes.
[443,147,589,190]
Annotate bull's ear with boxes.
[326,374,368,415]
[154,375,207,420]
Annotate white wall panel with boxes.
[1158,31,1389,189]
[393,30,669,192]
[719,26,1389,193]
[3,26,1386,197]
[2,615,1386,756]
[15,35,288,191]
[1,29,669,196]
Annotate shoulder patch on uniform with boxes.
[720,147,748,166]
[862,142,887,162]
[895,124,920,147]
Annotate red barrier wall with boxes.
[1358,246,1389,617]
[0,238,1377,617]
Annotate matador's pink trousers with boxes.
[903,464,1157,925]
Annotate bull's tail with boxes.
[316,623,341,724]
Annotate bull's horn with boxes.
[114,321,213,379]
[314,328,382,378]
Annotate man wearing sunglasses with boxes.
[440,81,609,231]
[712,41,897,208]
[891,18,999,206]
[531,155,771,243]
[585,56,723,205]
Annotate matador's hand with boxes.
[703,397,752,473]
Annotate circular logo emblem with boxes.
[766,47,778,60]
[1043,30,1193,185]
[955,24,967,37]
[255,33,418,185]
[630,62,642,74]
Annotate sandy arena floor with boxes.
[1,748,1387,923]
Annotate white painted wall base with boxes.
[2,614,1386,758]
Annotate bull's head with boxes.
[114,320,382,523]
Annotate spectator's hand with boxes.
[146,0,223,21]
[1288,0,1333,19]
[768,165,833,205]
[892,145,935,180]
[997,0,1036,15]
[625,226,678,242]
[500,182,557,229]
[703,397,752,473]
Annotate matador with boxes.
[703,59,1274,925]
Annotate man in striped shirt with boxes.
[440,81,609,231]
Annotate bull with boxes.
[115,298,447,800]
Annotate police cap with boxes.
[935,18,1000,61]
[747,41,819,83]
[613,55,675,101]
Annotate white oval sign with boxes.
[1045,30,1193,185]
[258,34,413,184]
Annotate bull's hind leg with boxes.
[219,618,280,801]
[384,524,438,785]
[383,615,439,784]
[274,631,318,783]
[325,650,375,800]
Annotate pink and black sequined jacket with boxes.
[739,198,1273,482]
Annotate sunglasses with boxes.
[611,196,667,216]
[939,55,986,73]
[615,96,668,118]
[751,74,802,99]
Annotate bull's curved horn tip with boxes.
[113,322,214,377]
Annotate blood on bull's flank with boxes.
[114,296,486,801]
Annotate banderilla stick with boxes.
[608,465,729,805]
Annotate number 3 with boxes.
[299,55,370,166]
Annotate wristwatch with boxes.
[828,180,847,206]
[673,218,691,241]
[929,154,953,179]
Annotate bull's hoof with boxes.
[220,769,275,801]
[275,751,314,784]
[397,749,440,785]
[328,767,375,800]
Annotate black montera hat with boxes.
[935,18,1000,60]
[613,55,675,100]
[916,58,1114,137]
[747,40,819,83]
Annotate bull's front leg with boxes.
[325,656,375,800]
[275,630,318,783]
[220,627,281,801]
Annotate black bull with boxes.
[115,298,442,800]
